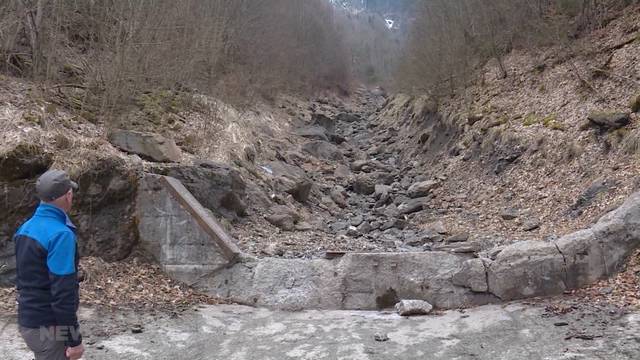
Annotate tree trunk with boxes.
[17,0,45,77]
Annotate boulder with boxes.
[554,229,604,289]
[265,161,313,203]
[350,215,364,227]
[328,133,347,145]
[395,300,433,316]
[155,161,247,218]
[334,164,351,179]
[374,184,392,199]
[374,184,392,206]
[353,174,376,195]
[294,126,328,141]
[336,112,361,123]
[407,180,439,198]
[312,113,335,133]
[0,143,52,181]
[330,186,348,208]
[426,221,448,235]
[446,233,469,243]
[72,157,139,261]
[398,197,429,215]
[357,222,372,234]
[289,180,313,203]
[522,219,541,231]
[109,130,182,162]
[351,160,370,172]
[418,229,444,243]
[500,208,519,220]
[301,141,343,161]
[586,112,631,131]
[266,205,302,231]
[2,157,138,285]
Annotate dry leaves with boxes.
[79,257,221,311]
[572,249,640,308]
[0,256,221,315]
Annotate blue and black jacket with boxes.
[14,203,82,347]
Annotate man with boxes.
[14,169,84,360]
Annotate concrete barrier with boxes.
[136,174,241,285]
[138,173,640,310]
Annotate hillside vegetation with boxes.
[398,0,639,94]
[0,0,401,118]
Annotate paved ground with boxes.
[1,301,639,360]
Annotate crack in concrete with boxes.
[554,243,569,291]
[481,259,491,295]
[484,261,502,301]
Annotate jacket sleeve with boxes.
[47,230,82,347]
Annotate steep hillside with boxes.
[374,4,640,246]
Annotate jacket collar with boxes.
[34,202,77,230]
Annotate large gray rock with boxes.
[136,174,240,285]
[0,143,51,285]
[353,174,376,195]
[338,252,496,309]
[330,186,348,208]
[395,300,433,316]
[153,162,247,219]
[265,161,313,203]
[109,129,182,162]
[301,141,343,161]
[312,113,336,133]
[294,126,328,141]
[398,197,429,215]
[265,205,302,231]
[336,112,361,123]
[408,180,439,198]
[587,112,630,131]
[72,157,139,261]
[555,229,604,289]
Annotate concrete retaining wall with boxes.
[201,252,498,310]
[137,173,640,310]
[136,174,241,285]
[457,192,640,301]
